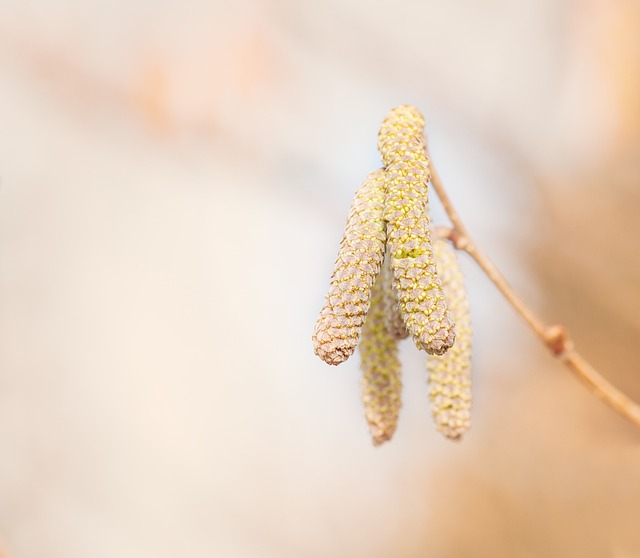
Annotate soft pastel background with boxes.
[1,1,640,556]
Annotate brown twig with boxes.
[430,163,640,429]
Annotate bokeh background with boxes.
[1,0,640,556]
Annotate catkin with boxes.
[360,270,402,446]
[312,170,387,365]
[378,105,455,355]
[427,239,472,440]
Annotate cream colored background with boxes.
[1,1,639,556]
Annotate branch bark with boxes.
[430,162,640,429]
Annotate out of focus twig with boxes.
[430,163,640,429]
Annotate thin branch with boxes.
[430,162,640,429]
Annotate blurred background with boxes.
[1,0,639,556]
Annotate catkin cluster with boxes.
[312,105,473,445]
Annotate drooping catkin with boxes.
[427,238,472,440]
[313,170,387,365]
[381,250,409,340]
[359,269,402,446]
[378,105,455,356]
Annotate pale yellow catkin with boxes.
[378,105,455,356]
[313,170,387,365]
[359,268,402,446]
[427,238,472,440]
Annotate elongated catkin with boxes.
[360,270,402,446]
[313,170,387,365]
[378,106,455,355]
[427,238,472,440]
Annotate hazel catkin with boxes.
[313,170,387,365]
[427,238,472,440]
[378,106,455,356]
[359,268,403,446]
